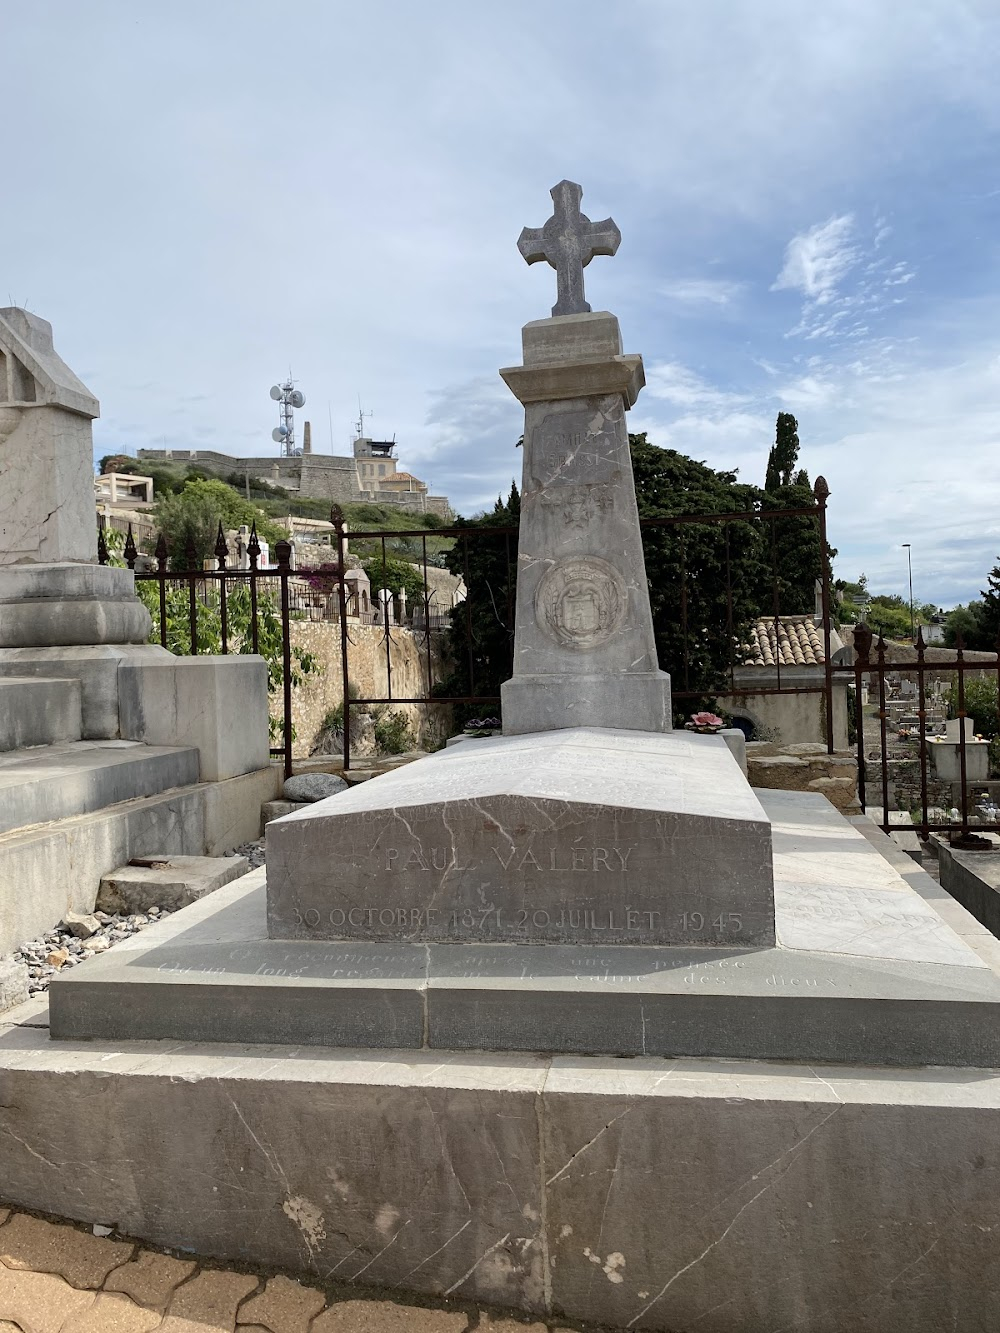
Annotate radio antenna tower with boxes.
[269,377,306,456]
[355,398,371,440]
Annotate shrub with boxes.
[947,677,1000,741]
[371,706,414,755]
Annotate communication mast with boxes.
[269,378,306,456]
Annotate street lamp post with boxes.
[902,544,914,641]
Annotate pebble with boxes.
[231,839,265,871]
[5,847,265,997]
[10,907,176,995]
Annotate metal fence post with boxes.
[853,621,872,815]
[332,507,352,772]
[276,539,293,781]
[814,477,835,754]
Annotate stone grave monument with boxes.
[500,179,671,733]
[30,187,1000,1331]
[0,309,275,948]
[53,183,1000,1061]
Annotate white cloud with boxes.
[659,278,745,307]
[643,362,749,410]
[772,215,859,304]
[775,375,839,409]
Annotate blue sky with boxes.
[5,0,1000,605]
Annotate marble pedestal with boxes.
[0,563,169,737]
[50,789,1000,1068]
[0,563,153,647]
[500,313,672,735]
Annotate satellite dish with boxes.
[269,386,282,401]
[272,428,285,443]
[290,390,305,408]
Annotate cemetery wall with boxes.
[746,743,860,812]
[286,621,451,757]
[138,449,361,504]
[716,677,849,749]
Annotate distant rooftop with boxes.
[743,615,836,667]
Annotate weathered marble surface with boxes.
[0,644,172,737]
[265,729,774,947]
[119,655,270,781]
[516,179,620,318]
[500,313,670,735]
[0,564,152,647]
[4,1003,1000,1331]
[0,309,99,566]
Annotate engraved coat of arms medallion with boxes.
[534,556,627,651]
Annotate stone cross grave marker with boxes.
[500,181,672,734]
[517,180,621,317]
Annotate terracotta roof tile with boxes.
[743,616,827,666]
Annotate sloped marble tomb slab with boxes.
[50,788,1000,1067]
[265,728,777,948]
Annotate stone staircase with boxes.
[0,675,205,954]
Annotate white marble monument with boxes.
[0,308,99,565]
[500,182,671,734]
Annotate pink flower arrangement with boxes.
[685,711,725,733]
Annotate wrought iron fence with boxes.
[99,518,300,777]
[834,624,1000,841]
[99,483,836,776]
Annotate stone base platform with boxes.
[0,563,151,648]
[50,792,1000,1067]
[3,997,1000,1331]
[500,668,672,735]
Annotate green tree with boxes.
[760,481,827,616]
[360,552,425,603]
[765,413,800,490]
[836,573,869,625]
[154,478,285,569]
[976,561,1000,649]
[98,454,136,475]
[946,676,1000,741]
[437,483,519,727]
[866,594,912,642]
[760,416,827,617]
[630,434,764,702]
[944,602,990,649]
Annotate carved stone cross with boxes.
[517,180,621,318]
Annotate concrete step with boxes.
[0,740,200,837]
[0,764,279,955]
[0,676,82,752]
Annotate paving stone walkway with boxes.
[0,1206,601,1332]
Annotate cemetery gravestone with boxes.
[264,180,773,947]
[500,181,671,735]
[37,179,1000,1333]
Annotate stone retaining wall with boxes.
[286,622,451,758]
[747,741,860,813]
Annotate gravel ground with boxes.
[12,908,175,996]
[232,839,265,869]
[9,845,266,997]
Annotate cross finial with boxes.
[517,180,621,318]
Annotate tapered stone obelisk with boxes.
[499,181,671,734]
